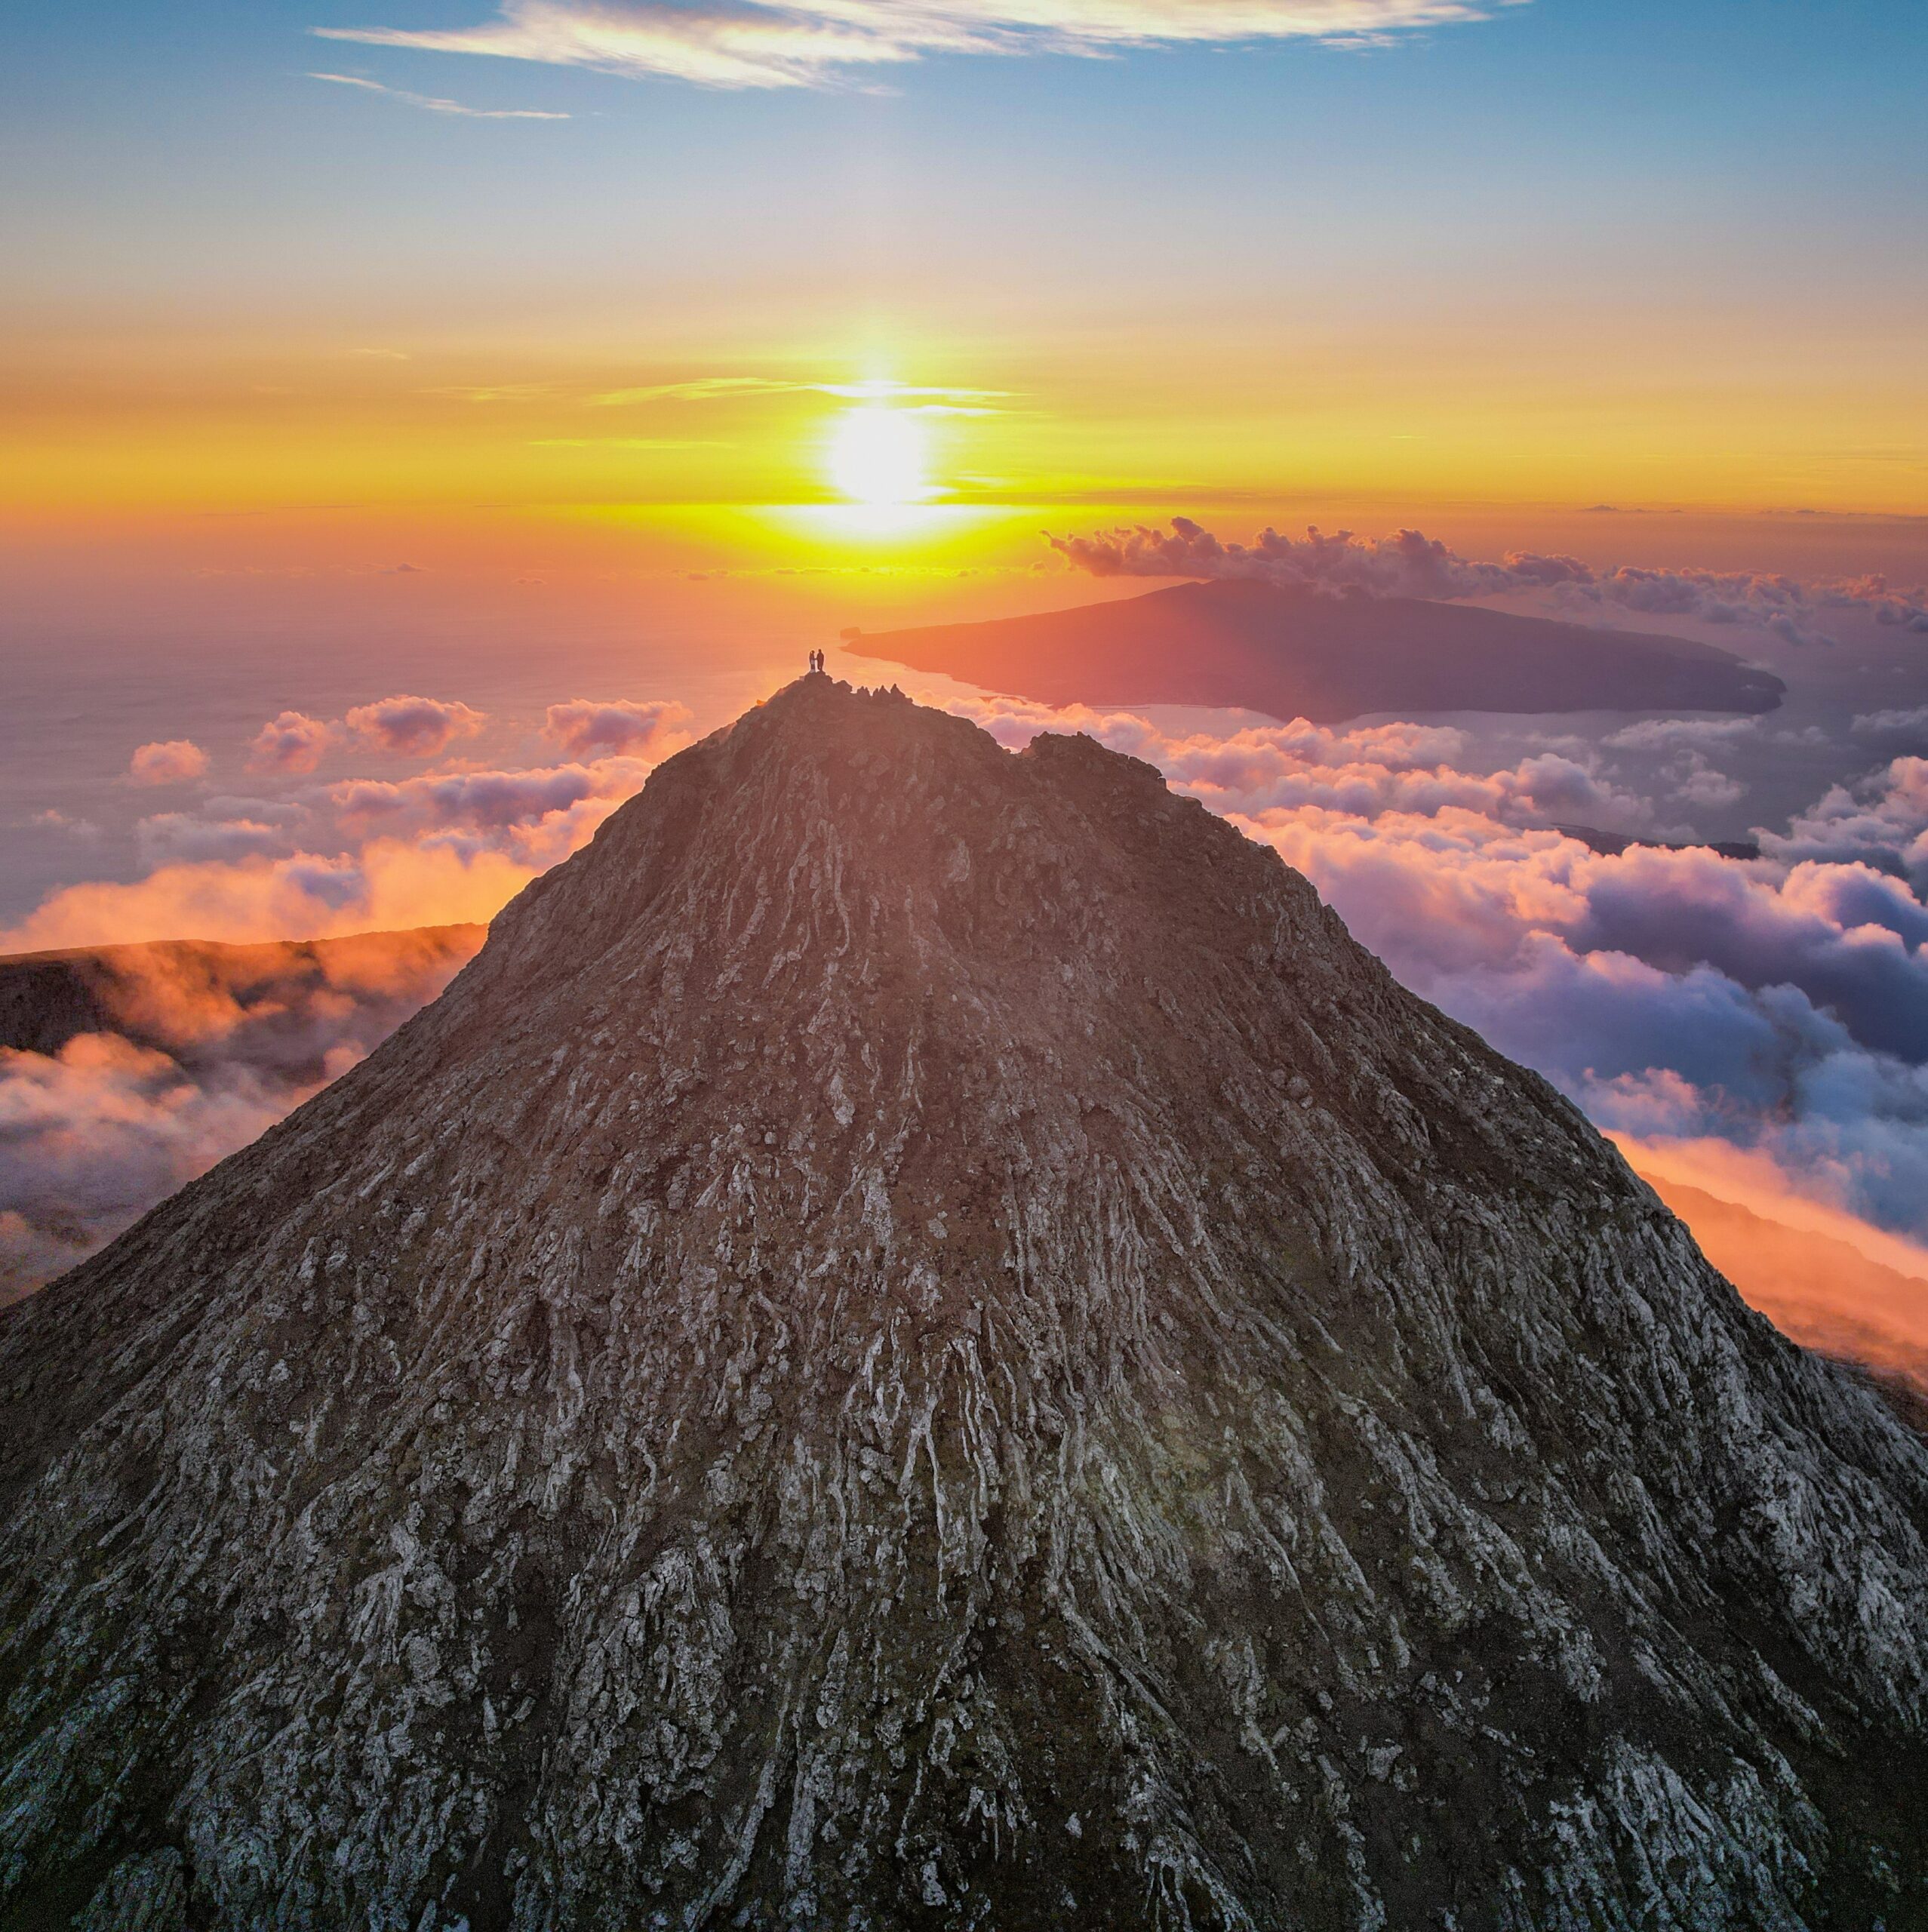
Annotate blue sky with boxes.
[7,0,1923,339]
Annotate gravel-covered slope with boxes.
[2,676,1925,1931]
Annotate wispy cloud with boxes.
[589,377,1007,406]
[312,0,1508,91]
[308,69,571,117]
[528,437,733,448]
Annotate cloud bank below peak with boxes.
[312,0,1516,91]
[1052,517,1928,649]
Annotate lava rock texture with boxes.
[2,678,1925,1931]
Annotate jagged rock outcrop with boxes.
[2,677,1924,1931]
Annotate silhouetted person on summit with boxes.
[807,649,823,675]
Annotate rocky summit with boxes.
[2,676,1926,1932]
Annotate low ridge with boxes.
[843,577,1786,722]
[1,677,1923,1930]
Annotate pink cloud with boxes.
[1050,515,1926,648]
[246,711,337,776]
[128,740,210,786]
[322,761,639,837]
[0,925,483,1300]
[543,697,694,760]
[1625,1143,1928,1401]
[0,838,543,952]
[344,694,487,758]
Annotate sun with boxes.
[827,408,929,506]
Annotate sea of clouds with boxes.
[3,536,1926,1389]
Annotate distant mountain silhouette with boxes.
[845,577,1786,721]
[2,680,1920,1930]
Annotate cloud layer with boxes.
[543,697,695,759]
[313,0,1512,91]
[344,694,488,757]
[3,696,697,953]
[247,710,337,777]
[1052,517,1928,648]
[0,927,483,1300]
[11,666,1928,1402]
[244,694,492,776]
[127,740,209,787]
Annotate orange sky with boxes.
[7,321,1925,537]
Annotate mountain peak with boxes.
[2,685,1926,1930]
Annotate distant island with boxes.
[844,577,1786,721]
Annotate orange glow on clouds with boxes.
[1625,1146,1928,1401]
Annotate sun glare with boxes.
[828,408,928,506]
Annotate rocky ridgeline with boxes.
[1,677,1924,1930]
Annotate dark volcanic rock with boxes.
[844,577,1787,721]
[1,678,1923,1931]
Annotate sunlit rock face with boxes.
[2,676,1925,1931]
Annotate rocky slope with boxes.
[1,676,1924,1931]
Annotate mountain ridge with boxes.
[1,676,1923,1930]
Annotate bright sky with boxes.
[5,0,1925,549]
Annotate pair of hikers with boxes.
[807,648,826,674]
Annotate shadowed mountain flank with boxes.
[844,577,1787,721]
[1,678,1923,1931]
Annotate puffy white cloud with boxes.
[1602,717,1760,752]
[245,710,337,776]
[1050,515,1926,648]
[31,810,100,841]
[313,0,1511,92]
[344,694,487,758]
[543,697,695,759]
[320,761,653,857]
[1759,756,1928,886]
[241,695,486,779]
[0,1033,295,1303]
[127,740,209,786]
